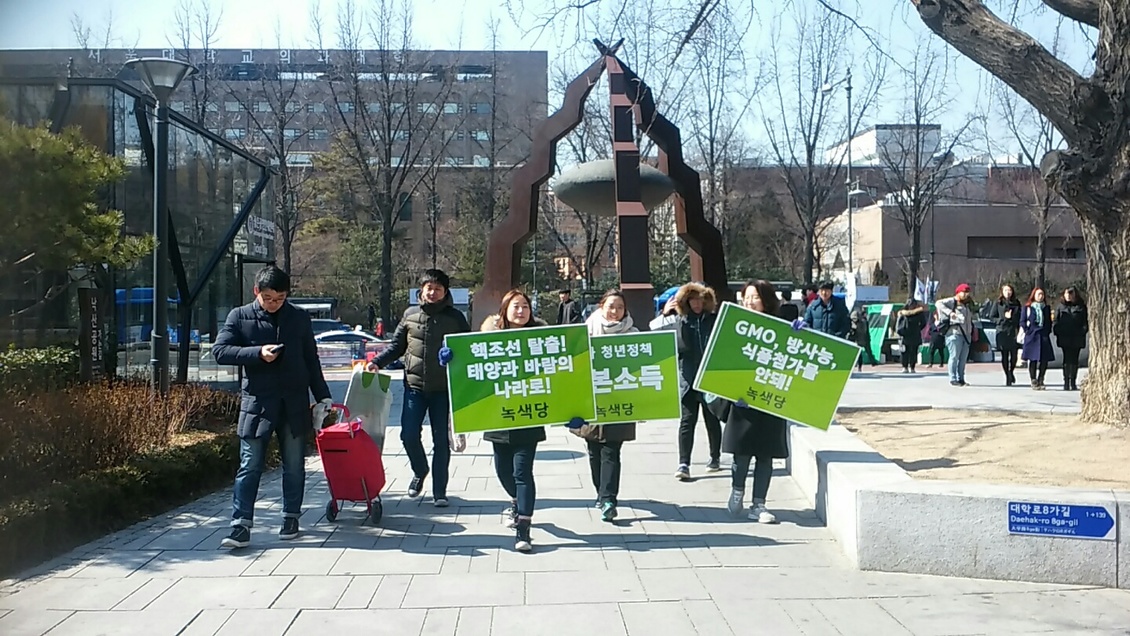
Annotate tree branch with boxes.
[912,0,1090,145]
[1041,0,1099,28]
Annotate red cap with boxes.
[955,283,972,293]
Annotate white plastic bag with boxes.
[343,366,394,448]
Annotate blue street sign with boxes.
[1007,501,1116,541]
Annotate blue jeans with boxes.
[232,418,307,528]
[945,333,970,384]
[732,454,774,502]
[492,442,537,518]
[400,388,452,498]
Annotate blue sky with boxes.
[0,0,1094,158]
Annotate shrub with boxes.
[0,381,237,503]
[0,346,79,395]
[0,432,278,577]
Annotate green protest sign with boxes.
[445,325,596,434]
[692,302,861,430]
[591,331,681,423]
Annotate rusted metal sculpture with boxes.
[475,39,727,326]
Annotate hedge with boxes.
[0,432,279,577]
[0,346,79,395]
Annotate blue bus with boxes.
[114,288,200,347]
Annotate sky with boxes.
[0,0,1096,159]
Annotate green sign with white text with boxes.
[591,331,680,424]
[445,325,596,434]
[692,302,861,430]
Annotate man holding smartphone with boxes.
[213,266,332,548]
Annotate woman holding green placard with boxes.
[577,289,638,523]
[480,289,548,553]
[724,280,790,524]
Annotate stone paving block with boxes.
[47,606,200,636]
[711,598,806,635]
[141,527,221,551]
[777,600,846,636]
[525,570,646,605]
[368,574,412,608]
[147,576,292,612]
[800,598,914,636]
[179,609,234,636]
[419,607,460,635]
[682,599,736,636]
[0,576,149,611]
[335,576,383,609]
[0,610,72,636]
[329,547,445,575]
[619,600,696,635]
[496,546,607,572]
[136,549,266,578]
[636,567,710,601]
[284,608,427,634]
[490,603,626,636]
[113,577,178,610]
[402,572,524,608]
[68,550,161,578]
[215,609,298,636]
[241,548,291,576]
[271,575,350,609]
[272,547,344,576]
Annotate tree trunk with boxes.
[803,230,815,284]
[908,223,922,294]
[1035,204,1048,289]
[381,201,394,324]
[1077,213,1130,427]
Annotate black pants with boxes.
[678,390,721,466]
[1028,360,1048,383]
[1061,347,1081,384]
[732,454,774,502]
[1000,348,1018,378]
[491,442,537,518]
[856,347,876,371]
[586,439,623,505]
[900,342,921,370]
[927,338,945,365]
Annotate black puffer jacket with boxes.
[1053,301,1089,350]
[213,300,331,439]
[373,295,471,393]
[480,314,549,446]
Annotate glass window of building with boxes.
[310,128,329,140]
[224,101,241,112]
[283,128,301,139]
[470,102,491,114]
[443,102,461,114]
[417,102,438,114]
[308,103,326,113]
[393,130,410,142]
[224,128,246,140]
[340,102,354,112]
[255,101,272,113]
[285,102,301,113]
[472,130,490,141]
[390,102,405,114]
[367,103,381,113]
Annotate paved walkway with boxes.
[2,376,1128,635]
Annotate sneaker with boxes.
[515,520,533,552]
[675,464,691,481]
[279,518,300,540]
[407,475,426,498]
[433,498,449,508]
[727,488,745,517]
[600,502,618,522]
[706,459,722,473]
[749,504,778,524]
[502,505,519,528]
[221,525,250,549]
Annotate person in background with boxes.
[988,284,1022,386]
[896,298,928,373]
[804,282,850,339]
[1021,287,1055,390]
[557,288,581,325]
[650,282,722,481]
[778,289,800,322]
[574,289,638,522]
[374,318,386,339]
[368,269,470,507]
[849,310,876,371]
[477,290,548,552]
[802,285,818,307]
[213,266,332,548]
[724,280,792,523]
[1053,287,1088,391]
[924,312,946,368]
[935,283,976,386]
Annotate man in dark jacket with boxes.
[649,282,722,481]
[804,281,850,338]
[778,289,801,322]
[369,269,470,506]
[213,266,331,548]
[557,289,581,325]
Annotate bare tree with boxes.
[312,0,462,323]
[875,45,974,292]
[760,5,880,284]
[169,0,224,125]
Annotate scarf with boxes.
[1032,302,1045,327]
[585,311,635,335]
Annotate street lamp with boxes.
[823,68,855,276]
[125,57,196,396]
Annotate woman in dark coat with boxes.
[479,290,547,552]
[895,299,928,373]
[723,280,789,524]
[1021,288,1055,390]
[1053,287,1088,391]
[989,284,1022,386]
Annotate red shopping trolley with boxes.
[316,404,387,524]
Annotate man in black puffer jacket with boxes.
[370,269,471,506]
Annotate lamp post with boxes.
[823,68,856,277]
[125,57,196,396]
